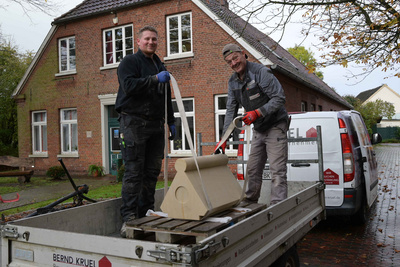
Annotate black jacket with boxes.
[115,49,175,125]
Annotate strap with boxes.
[214,116,245,153]
[170,75,213,213]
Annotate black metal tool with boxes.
[27,158,97,217]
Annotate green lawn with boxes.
[1,178,170,217]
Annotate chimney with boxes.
[220,0,229,7]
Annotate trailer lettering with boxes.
[53,253,73,264]
[52,253,96,267]
[75,257,96,267]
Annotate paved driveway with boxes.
[297,144,400,266]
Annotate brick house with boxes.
[13,0,351,177]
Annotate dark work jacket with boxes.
[223,61,288,134]
[115,49,175,125]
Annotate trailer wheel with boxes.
[270,245,300,267]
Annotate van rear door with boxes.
[350,112,379,207]
[288,113,344,207]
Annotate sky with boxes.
[1,0,399,97]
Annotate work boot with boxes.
[120,215,136,238]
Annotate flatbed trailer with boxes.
[0,179,324,267]
[0,128,326,267]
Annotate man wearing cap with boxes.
[215,43,289,205]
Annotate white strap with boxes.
[214,116,245,152]
[164,83,169,197]
[170,75,213,212]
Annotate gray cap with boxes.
[222,43,247,59]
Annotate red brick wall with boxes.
[16,0,349,177]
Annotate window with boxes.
[59,36,76,73]
[60,109,78,154]
[301,101,307,112]
[32,111,47,154]
[318,105,323,111]
[310,104,315,111]
[167,13,192,57]
[215,95,244,152]
[171,98,195,154]
[103,25,133,66]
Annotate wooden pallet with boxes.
[125,202,267,243]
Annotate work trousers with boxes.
[246,120,288,204]
[119,114,164,222]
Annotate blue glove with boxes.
[169,124,176,140]
[157,71,170,83]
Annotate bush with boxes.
[46,166,66,180]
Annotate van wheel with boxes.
[352,196,368,225]
[270,245,300,267]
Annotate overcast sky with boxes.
[1,0,398,97]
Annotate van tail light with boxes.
[237,130,245,180]
[339,118,355,182]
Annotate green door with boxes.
[108,105,122,176]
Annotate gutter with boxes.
[12,25,58,97]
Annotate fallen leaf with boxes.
[378,228,383,233]
[388,235,394,238]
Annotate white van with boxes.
[237,110,382,224]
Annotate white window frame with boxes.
[165,12,194,60]
[60,108,78,156]
[102,24,134,67]
[215,94,244,155]
[57,36,76,75]
[170,98,195,155]
[32,111,48,156]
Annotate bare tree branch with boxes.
[228,0,400,79]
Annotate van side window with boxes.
[351,114,371,146]
[346,119,360,147]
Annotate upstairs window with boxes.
[103,25,133,66]
[59,36,76,73]
[32,111,47,154]
[167,13,192,58]
[60,108,78,154]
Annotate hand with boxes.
[242,110,261,125]
[168,124,176,140]
[214,140,227,154]
[157,71,170,83]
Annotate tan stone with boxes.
[161,154,242,220]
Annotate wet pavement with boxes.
[297,144,400,266]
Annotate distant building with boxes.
[357,84,400,127]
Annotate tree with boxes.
[228,0,400,80]
[287,45,324,79]
[0,35,33,156]
[343,95,395,134]
[1,0,59,17]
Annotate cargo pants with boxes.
[119,113,164,222]
[246,120,288,205]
